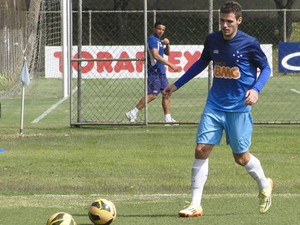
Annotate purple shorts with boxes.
[147,72,169,95]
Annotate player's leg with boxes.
[136,94,157,110]
[226,112,273,213]
[125,94,157,122]
[160,75,177,123]
[179,143,212,217]
[179,107,224,217]
[162,94,178,124]
[162,94,170,115]
[233,151,273,213]
[126,73,158,122]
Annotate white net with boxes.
[0,0,61,97]
[0,0,27,95]
[27,0,61,76]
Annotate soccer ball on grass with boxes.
[46,212,76,225]
[88,198,117,225]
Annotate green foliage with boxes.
[0,72,12,92]
[290,22,300,41]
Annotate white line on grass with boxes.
[90,193,300,199]
[290,89,300,94]
[0,193,299,208]
[31,97,69,124]
[31,85,79,124]
[1,193,299,200]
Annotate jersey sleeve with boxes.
[174,58,210,89]
[148,36,158,50]
[174,37,211,89]
[250,39,271,93]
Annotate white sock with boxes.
[131,107,139,115]
[190,159,208,207]
[165,114,171,120]
[244,154,269,190]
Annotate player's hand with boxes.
[170,64,179,72]
[163,84,178,97]
[245,89,258,106]
[161,38,170,45]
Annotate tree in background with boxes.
[113,0,129,43]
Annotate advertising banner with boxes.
[278,42,300,73]
[45,45,272,78]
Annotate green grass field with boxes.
[0,78,299,224]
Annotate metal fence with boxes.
[0,0,299,124]
[68,5,300,125]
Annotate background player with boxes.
[126,21,179,124]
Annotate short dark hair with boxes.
[220,1,242,19]
[154,21,165,28]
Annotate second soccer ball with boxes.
[88,198,117,225]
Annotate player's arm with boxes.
[161,38,170,55]
[173,36,211,89]
[163,58,209,98]
[250,39,271,94]
[245,40,271,106]
[150,48,178,72]
[251,40,271,93]
[245,64,271,106]
[252,64,271,93]
[174,57,210,89]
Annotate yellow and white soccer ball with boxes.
[88,198,117,225]
[46,212,76,225]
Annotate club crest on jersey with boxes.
[214,65,240,79]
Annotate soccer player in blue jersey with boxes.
[126,21,179,124]
[163,1,273,217]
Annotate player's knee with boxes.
[234,158,245,166]
[195,144,213,159]
[148,94,157,101]
[233,152,250,166]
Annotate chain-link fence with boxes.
[68,1,300,125]
[0,1,299,124]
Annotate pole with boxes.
[283,9,287,42]
[61,0,71,98]
[77,0,83,123]
[144,0,148,125]
[19,53,30,135]
[20,85,25,135]
[208,0,213,89]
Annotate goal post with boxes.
[61,0,72,98]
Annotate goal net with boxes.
[27,0,61,76]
